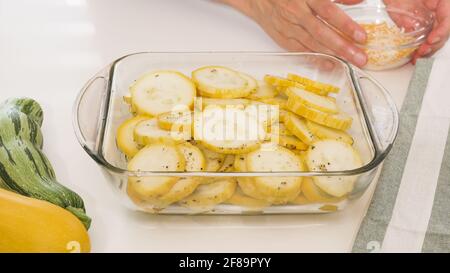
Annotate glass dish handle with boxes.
[352,67,400,158]
[72,66,111,165]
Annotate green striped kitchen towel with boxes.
[353,58,450,253]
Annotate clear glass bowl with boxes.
[73,52,399,214]
[343,4,434,70]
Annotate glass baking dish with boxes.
[73,52,399,214]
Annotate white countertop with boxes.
[1,0,449,252]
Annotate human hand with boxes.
[384,0,450,62]
[414,0,450,60]
[221,0,368,67]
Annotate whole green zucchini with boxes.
[0,98,91,229]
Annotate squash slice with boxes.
[134,118,187,145]
[287,98,352,131]
[117,115,149,157]
[127,143,185,200]
[192,66,252,98]
[130,70,196,116]
[305,140,362,197]
[246,146,303,204]
[286,86,339,114]
[180,179,237,209]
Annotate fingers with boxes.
[275,8,335,55]
[307,0,367,43]
[334,0,365,5]
[422,0,441,10]
[249,0,368,67]
[427,1,450,44]
[414,0,450,59]
[299,8,367,66]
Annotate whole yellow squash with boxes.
[0,188,91,253]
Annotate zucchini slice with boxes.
[194,106,265,154]
[238,72,258,95]
[218,155,235,172]
[158,178,201,206]
[192,66,251,98]
[245,102,280,132]
[134,118,187,145]
[301,177,344,203]
[234,155,267,200]
[263,75,303,92]
[177,142,206,172]
[257,95,288,110]
[201,98,250,109]
[306,120,353,145]
[194,143,226,172]
[127,143,185,200]
[225,187,270,209]
[273,122,293,136]
[278,135,308,151]
[286,86,339,114]
[287,73,339,94]
[246,146,304,204]
[130,70,196,116]
[289,194,311,205]
[247,81,278,100]
[157,110,192,132]
[116,115,149,157]
[180,178,237,209]
[284,112,316,144]
[305,140,363,197]
[286,98,352,131]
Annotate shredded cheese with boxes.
[360,22,417,69]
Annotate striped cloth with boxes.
[353,58,450,253]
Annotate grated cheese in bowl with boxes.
[359,22,417,70]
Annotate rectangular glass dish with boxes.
[73,52,398,214]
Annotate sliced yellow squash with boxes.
[194,143,226,172]
[192,66,252,98]
[158,178,201,206]
[305,140,363,197]
[301,177,344,203]
[289,194,311,205]
[177,142,206,171]
[246,146,303,204]
[194,106,265,154]
[127,143,185,200]
[134,118,187,145]
[306,120,353,145]
[238,72,258,95]
[156,110,192,132]
[263,75,304,92]
[117,115,149,157]
[180,178,237,209]
[257,96,288,110]
[225,188,269,209]
[218,155,235,172]
[278,135,308,151]
[201,98,250,109]
[286,98,353,131]
[130,70,196,116]
[247,80,278,100]
[285,86,339,114]
[287,73,339,94]
[284,112,316,144]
